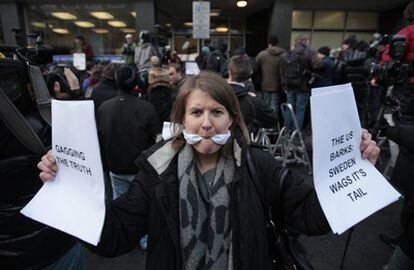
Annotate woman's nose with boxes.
[201,114,212,131]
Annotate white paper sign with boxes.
[21,100,105,245]
[193,1,210,39]
[73,53,86,70]
[185,61,201,75]
[311,84,400,234]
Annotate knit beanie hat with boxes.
[317,46,331,57]
[115,66,139,92]
[343,36,357,47]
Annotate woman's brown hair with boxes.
[170,71,250,149]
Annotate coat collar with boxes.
[146,140,243,176]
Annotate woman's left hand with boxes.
[360,129,380,165]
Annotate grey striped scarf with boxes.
[178,144,234,270]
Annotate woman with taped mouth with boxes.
[37,71,380,269]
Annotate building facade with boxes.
[0,0,410,56]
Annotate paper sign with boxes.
[21,100,105,245]
[185,61,201,75]
[311,84,400,234]
[73,53,86,70]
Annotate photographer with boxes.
[377,123,414,269]
[380,1,414,125]
[335,36,372,128]
[0,59,84,269]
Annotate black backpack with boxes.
[280,50,308,89]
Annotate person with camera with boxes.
[37,71,381,270]
[0,60,84,269]
[135,31,159,92]
[380,1,414,126]
[334,36,372,128]
[121,34,136,67]
[375,122,414,269]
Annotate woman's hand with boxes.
[360,129,380,165]
[37,150,58,182]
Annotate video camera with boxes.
[0,29,77,104]
[371,35,410,87]
[0,29,70,65]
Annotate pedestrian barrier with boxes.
[251,103,312,174]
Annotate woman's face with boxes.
[183,89,233,157]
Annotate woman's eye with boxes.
[212,110,224,116]
[191,110,202,116]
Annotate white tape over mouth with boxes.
[182,130,231,145]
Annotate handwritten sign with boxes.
[21,100,105,245]
[311,83,400,234]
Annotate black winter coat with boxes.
[98,92,160,174]
[230,83,278,130]
[385,125,414,259]
[143,84,173,128]
[91,140,330,269]
[0,111,75,269]
[90,78,118,120]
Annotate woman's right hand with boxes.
[37,150,58,182]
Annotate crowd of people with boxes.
[1,1,414,270]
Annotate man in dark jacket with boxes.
[313,46,335,88]
[256,35,286,113]
[206,43,228,75]
[90,62,121,120]
[98,66,160,199]
[168,62,185,101]
[281,34,322,130]
[227,55,278,131]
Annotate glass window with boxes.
[346,12,378,30]
[311,31,344,50]
[26,3,136,55]
[229,18,243,35]
[314,11,345,29]
[292,10,312,29]
[230,36,244,54]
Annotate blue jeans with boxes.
[43,243,84,270]
[284,90,310,130]
[109,172,136,200]
[385,245,414,270]
[261,90,279,112]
